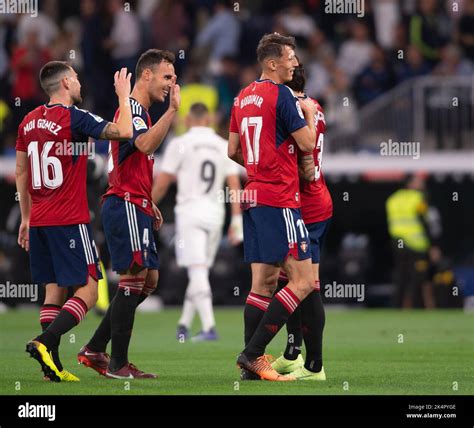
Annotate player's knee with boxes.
[253,275,278,296]
[293,277,315,296]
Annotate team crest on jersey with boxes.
[300,240,308,253]
[133,116,147,131]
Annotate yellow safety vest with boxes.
[386,189,430,252]
[176,83,218,135]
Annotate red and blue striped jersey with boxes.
[230,79,307,209]
[103,98,154,216]
[15,103,108,226]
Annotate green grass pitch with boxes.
[1,308,473,395]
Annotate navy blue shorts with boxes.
[243,206,312,264]
[29,223,102,287]
[306,218,331,263]
[102,196,159,273]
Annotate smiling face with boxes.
[271,45,298,84]
[145,61,176,103]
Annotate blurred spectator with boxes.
[409,0,451,66]
[372,0,401,49]
[354,45,395,106]
[10,29,51,122]
[216,56,240,118]
[395,45,431,83]
[195,0,241,75]
[433,43,473,76]
[337,20,374,83]
[458,0,474,62]
[323,51,358,141]
[276,2,316,48]
[238,64,259,88]
[104,0,141,73]
[151,0,192,54]
[305,30,335,100]
[80,0,114,117]
[16,1,59,48]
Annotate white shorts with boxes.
[175,216,222,267]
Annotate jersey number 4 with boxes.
[241,116,262,165]
[28,141,64,189]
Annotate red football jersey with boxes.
[103,98,154,216]
[299,97,333,224]
[15,104,108,227]
[229,80,307,208]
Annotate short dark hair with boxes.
[39,61,72,95]
[189,102,209,119]
[256,33,296,63]
[135,49,175,79]
[286,63,305,93]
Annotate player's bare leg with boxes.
[27,275,98,382]
[79,269,158,376]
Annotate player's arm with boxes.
[228,132,244,166]
[152,172,176,204]
[226,173,243,245]
[134,83,181,155]
[291,99,316,152]
[99,68,133,140]
[298,152,315,182]
[15,150,31,251]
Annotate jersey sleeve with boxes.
[160,138,183,175]
[276,85,307,134]
[15,121,27,152]
[128,110,150,147]
[70,106,109,140]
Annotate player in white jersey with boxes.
[153,102,243,341]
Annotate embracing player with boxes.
[78,49,180,379]
[271,63,333,380]
[16,61,133,382]
[228,33,318,381]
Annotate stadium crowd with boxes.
[0,0,473,154]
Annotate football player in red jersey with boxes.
[16,61,133,381]
[228,33,319,381]
[78,49,180,379]
[271,63,333,380]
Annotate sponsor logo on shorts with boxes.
[300,240,308,253]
